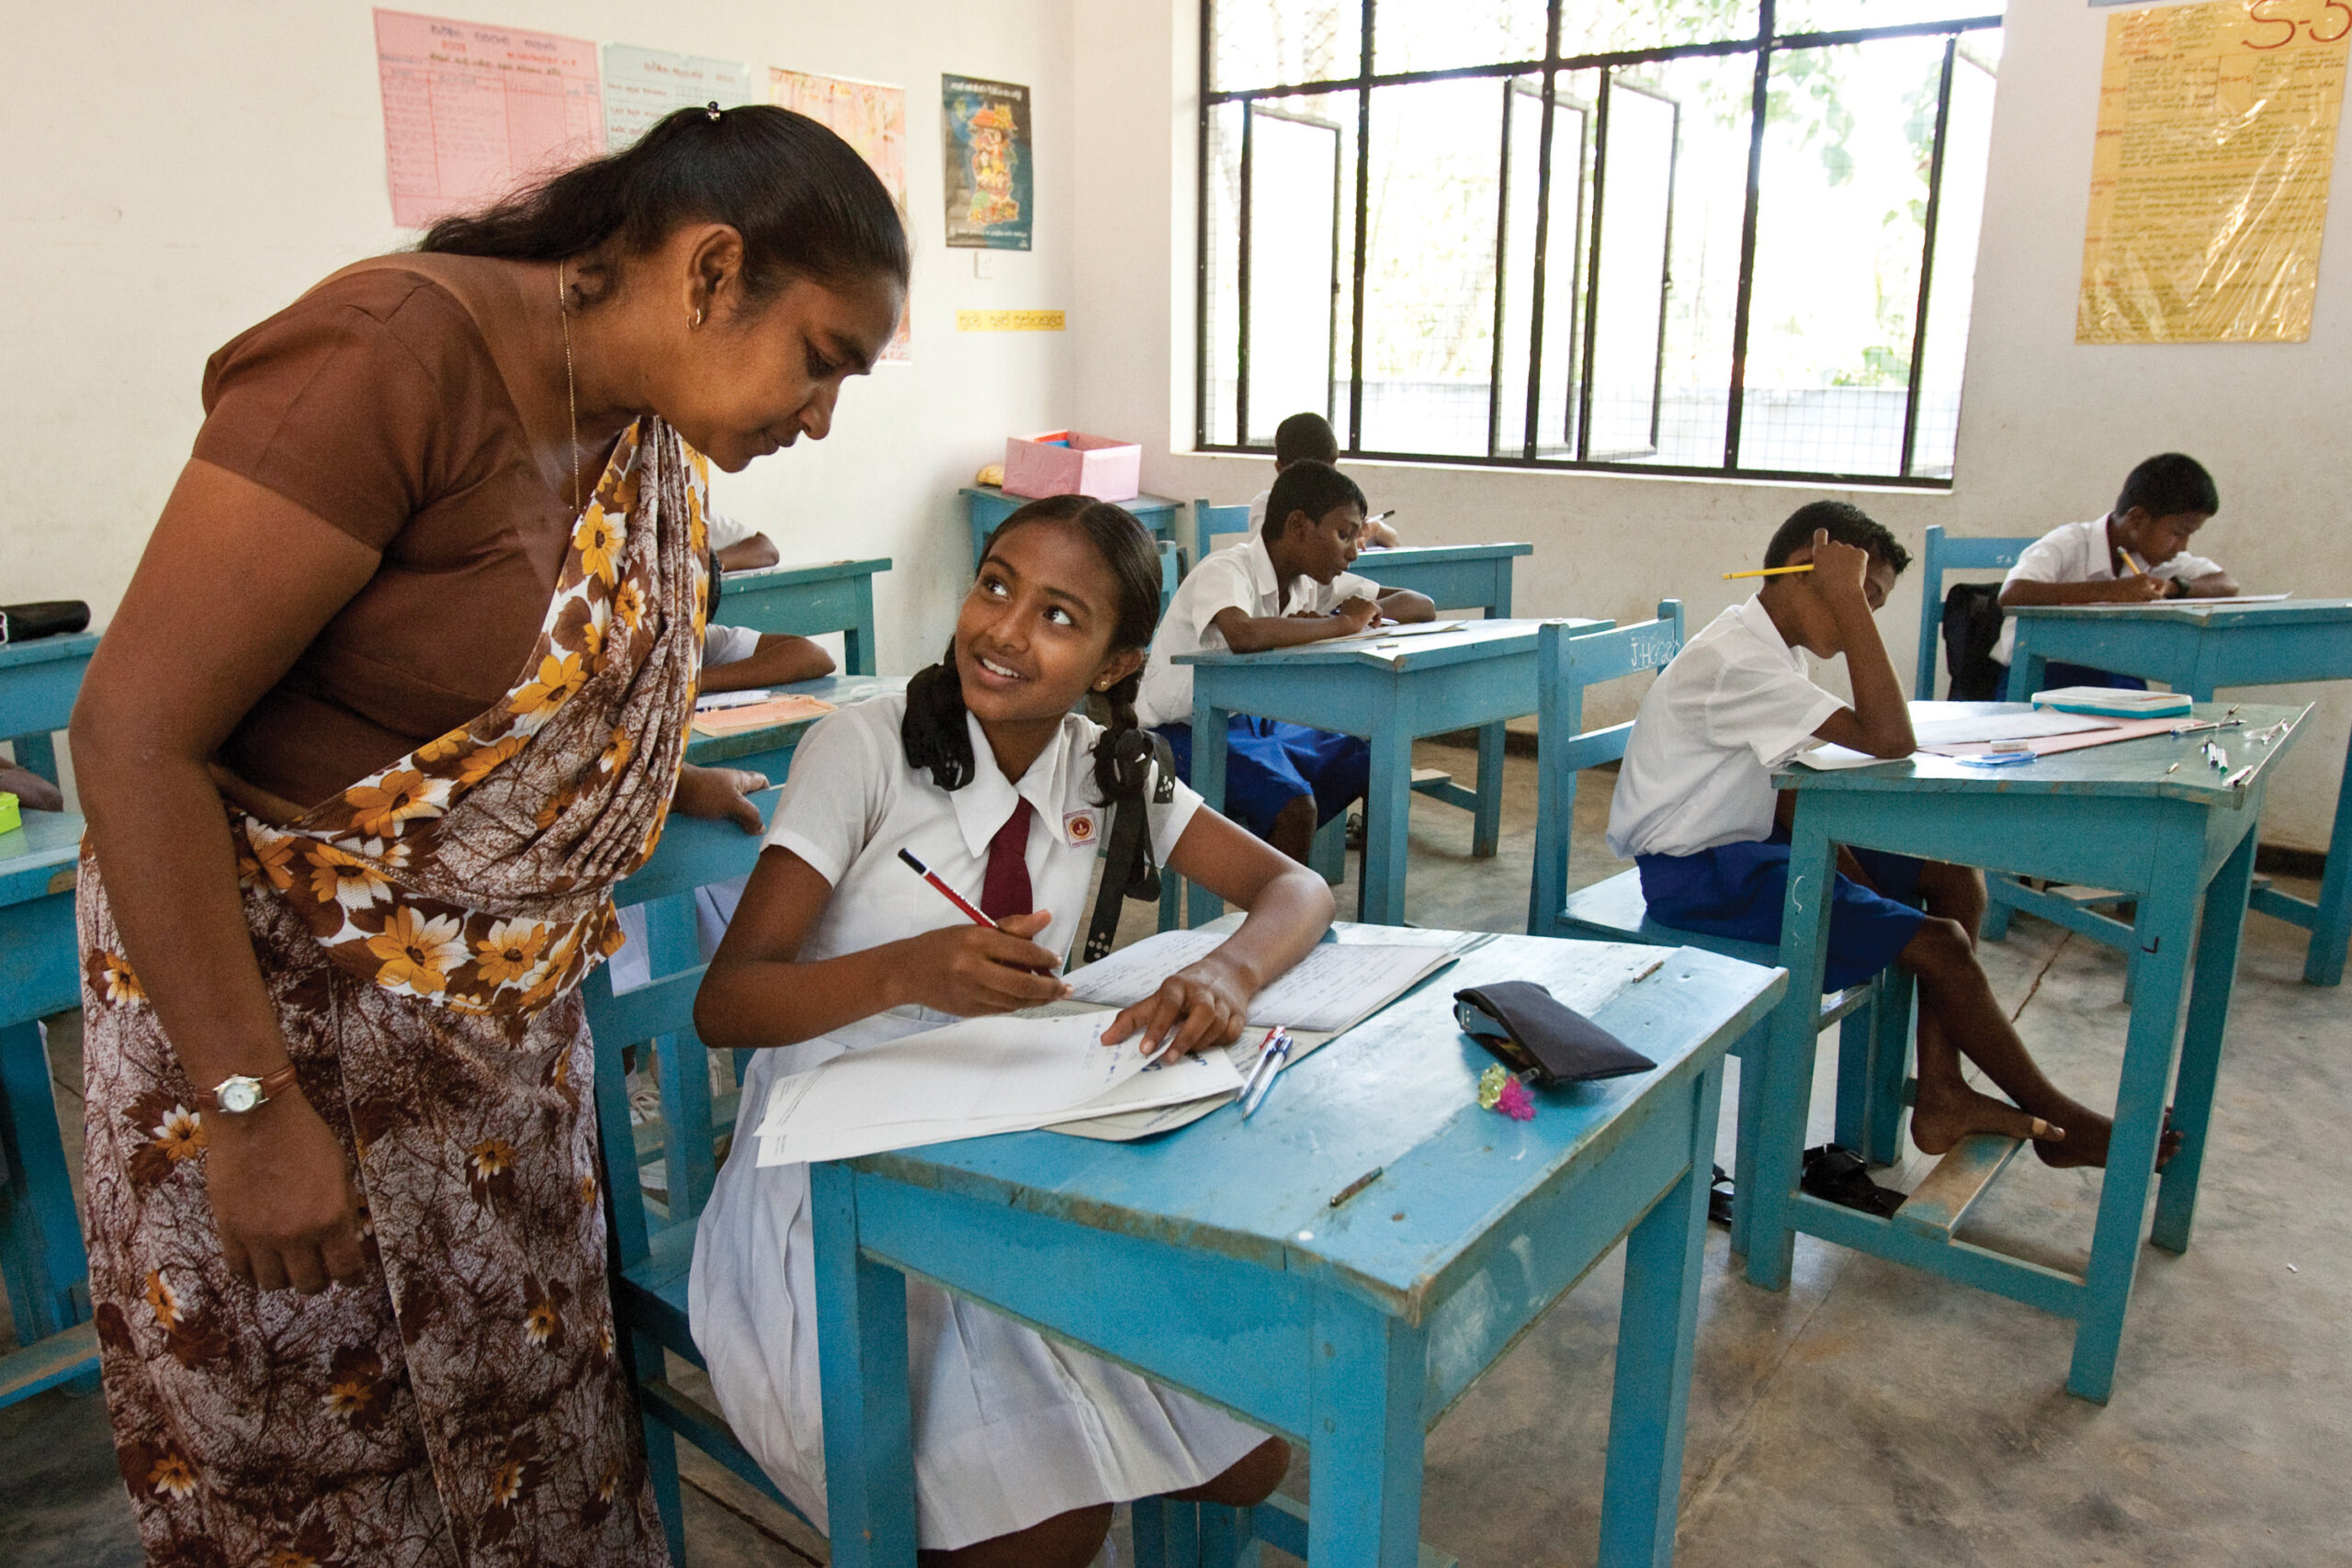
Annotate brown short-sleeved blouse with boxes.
[198,267,579,808]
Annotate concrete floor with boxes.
[6,739,2347,1567]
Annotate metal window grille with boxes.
[1198,2,2005,487]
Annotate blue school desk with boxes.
[2004,598,2352,986]
[0,807,98,1405]
[1743,701,2311,1404]
[0,631,100,785]
[715,558,892,678]
[812,921,1786,1568]
[962,486,1182,570]
[1350,542,1532,619]
[1181,619,1606,927]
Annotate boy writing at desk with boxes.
[1137,460,1432,863]
[1611,501,2171,1171]
[1992,452,2237,690]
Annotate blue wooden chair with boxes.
[1193,498,1251,562]
[586,798,800,1564]
[1914,525,2137,964]
[1525,608,1915,1252]
[1157,539,1182,618]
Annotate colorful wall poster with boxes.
[603,44,754,149]
[771,68,912,363]
[2078,0,2351,344]
[373,9,604,231]
[942,75,1034,250]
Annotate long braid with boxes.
[900,638,975,791]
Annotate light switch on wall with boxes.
[973,250,997,280]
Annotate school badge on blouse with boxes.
[1064,809,1098,844]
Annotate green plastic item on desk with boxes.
[0,792,19,836]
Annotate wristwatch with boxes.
[193,1065,300,1116]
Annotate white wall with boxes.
[0,0,1075,686]
[1071,0,2352,853]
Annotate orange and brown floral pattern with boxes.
[79,419,702,1567]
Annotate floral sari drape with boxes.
[79,420,708,1568]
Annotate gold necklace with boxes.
[557,259,581,515]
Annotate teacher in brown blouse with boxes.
[69,105,907,1568]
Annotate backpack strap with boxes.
[1082,732,1178,964]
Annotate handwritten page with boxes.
[1066,930,1456,1032]
[2079,0,2351,344]
[690,693,835,736]
[603,43,753,149]
[1909,710,2110,747]
[1319,619,1467,644]
[374,10,605,231]
[772,68,912,363]
[753,1011,1237,1164]
[2060,593,2290,608]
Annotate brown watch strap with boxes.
[192,1063,301,1113]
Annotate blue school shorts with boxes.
[1992,659,2149,694]
[1155,717,1370,841]
[1635,830,1928,991]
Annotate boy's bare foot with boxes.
[1911,1074,2064,1156]
[2031,1102,2183,1171]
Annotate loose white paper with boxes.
[1065,931,1456,1032]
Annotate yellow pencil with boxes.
[2120,549,2147,576]
[1722,564,1815,580]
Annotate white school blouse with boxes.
[688,693,1269,1550]
[1990,515,2225,664]
[1606,597,1844,860]
[1135,536,1382,729]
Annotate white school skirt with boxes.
[688,1028,1270,1551]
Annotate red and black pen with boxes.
[897,847,999,930]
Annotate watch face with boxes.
[219,1078,262,1114]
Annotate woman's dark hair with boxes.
[419,104,910,307]
[903,496,1166,809]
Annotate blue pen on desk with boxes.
[1241,1029,1293,1121]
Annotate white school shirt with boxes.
[706,506,758,551]
[1245,486,1271,535]
[689,693,1265,1549]
[1990,515,2225,664]
[1606,597,1846,860]
[1134,535,1383,728]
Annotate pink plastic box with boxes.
[1001,430,1142,502]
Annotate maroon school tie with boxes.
[980,798,1035,920]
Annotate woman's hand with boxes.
[896,911,1069,1016]
[673,764,770,834]
[205,1089,368,1295]
[1104,956,1254,1062]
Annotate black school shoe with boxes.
[1799,1144,1905,1219]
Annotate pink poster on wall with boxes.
[374,9,605,231]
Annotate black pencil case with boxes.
[1453,981,1655,1087]
[0,602,90,644]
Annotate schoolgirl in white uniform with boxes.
[690,495,1333,1568]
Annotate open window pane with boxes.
[1246,104,1348,444]
[1737,35,1947,476]
[1373,0,1546,76]
[1358,78,1508,456]
[1203,101,1244,446]
[1908,33,1999,478]
[1603,51,1757,468]
[1494,73,1600,458]
[1583,78,1679,460]
[1212,0,1360,90]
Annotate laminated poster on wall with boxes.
[2077,0,2352,344]
[373,9,605,231]
[942,75,1035,251]
[771,67,913,364]
[602,44,754,150]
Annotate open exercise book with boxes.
[752,933,1461,1162]
[1790,701,2198,770]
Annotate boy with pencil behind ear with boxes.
[1609,500,2172,1174]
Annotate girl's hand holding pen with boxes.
[1103,959,1253,1063]
[899,912,1069,1016]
